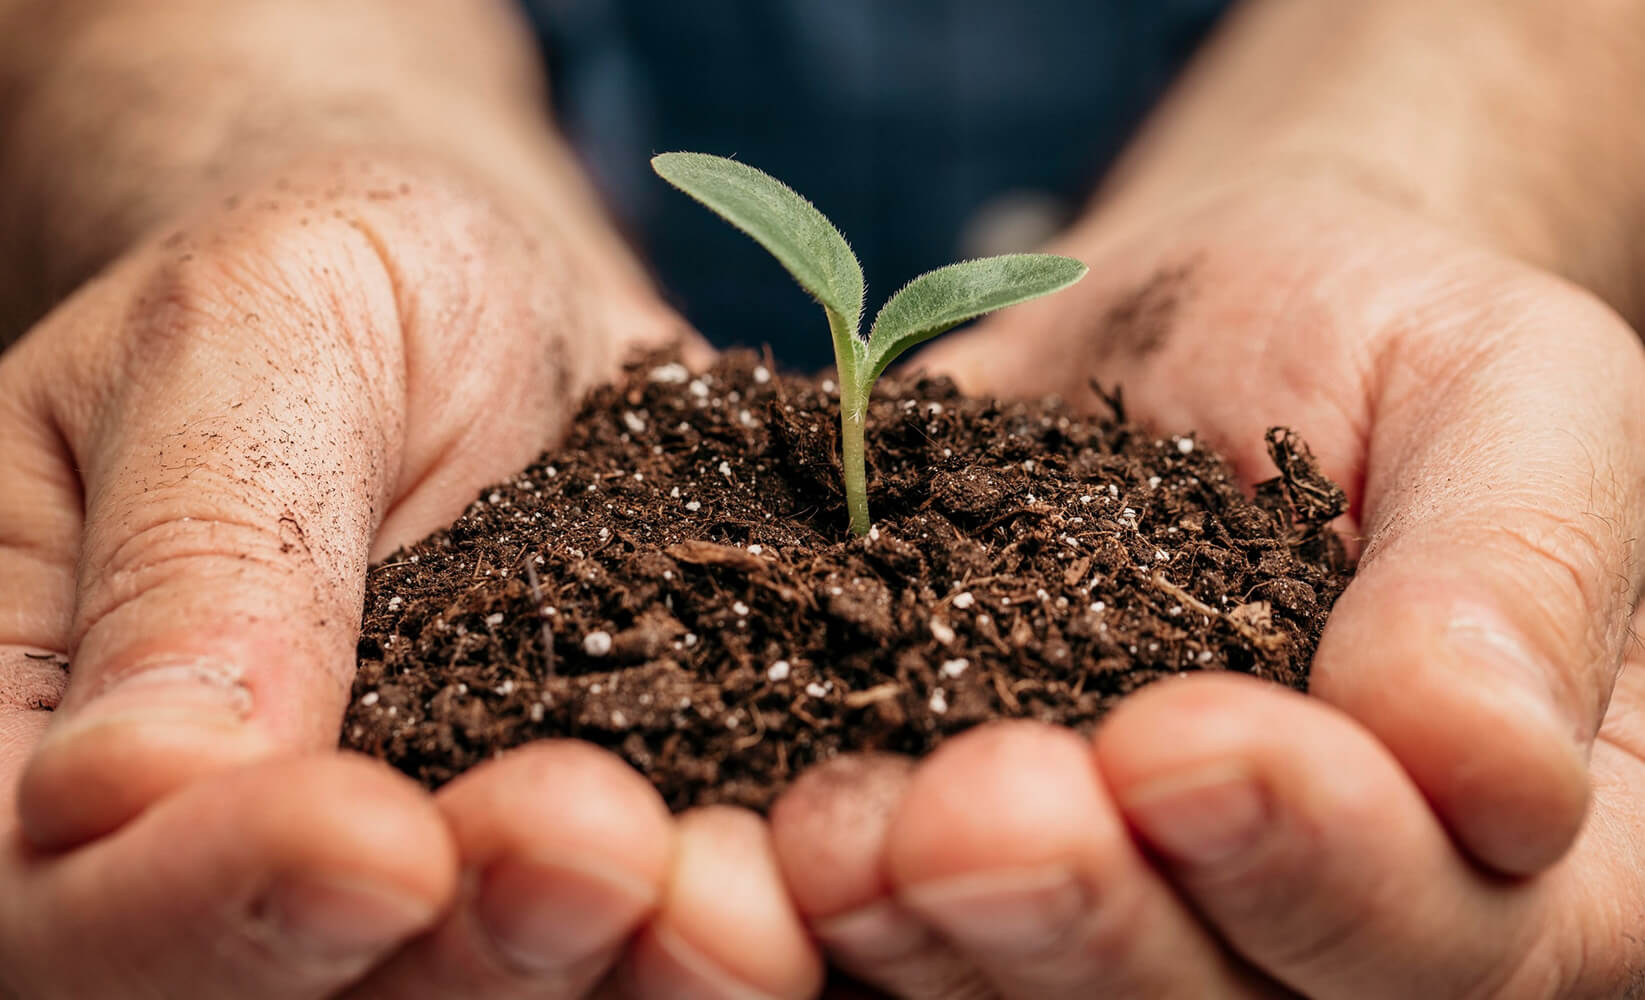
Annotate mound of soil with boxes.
[344,352,1352,811]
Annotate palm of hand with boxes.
[0,152,817,1000]
[4,157,1643,999]
[874,179,1645,996]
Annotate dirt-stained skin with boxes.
[1083,258,1200,364]
[0,146,694,852]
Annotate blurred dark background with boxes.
[522,0,1232,371]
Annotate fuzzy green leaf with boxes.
[652,152,865,357]
[863,254,1087,382]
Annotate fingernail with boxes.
[902,865,1086,957]
[258,876,437,964]
[815,899,938,962]
[1122,764,1267,868]
[474,855,655,973]
[49,660,253,740]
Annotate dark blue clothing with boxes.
[521,0,1232,370]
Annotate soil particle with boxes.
[345,351,1352,811]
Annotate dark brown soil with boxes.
[344,351,1352,811]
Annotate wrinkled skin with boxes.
[766,176,1645,998]
[0,150,826,1000]
[4,148,1644,997]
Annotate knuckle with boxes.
[98,501,292,578]
[74,497,322,642]
[128,214,397,376]
[121,150,571,413]
[120,153,514,382]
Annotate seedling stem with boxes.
[653,152,1087,536]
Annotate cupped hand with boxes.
[767,175,1645,996]
[0,148,821,998]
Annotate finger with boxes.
[770,755,993,1000]
[18,218,412,851]
[1099,673,1549,999]
[1311,284,1645,874]
[0,332,80,657]
[349,742,672,1000]
[884,721,1275,1000]
[619,805,825,1000]
[0,755,456,999]
[0,334,80,801]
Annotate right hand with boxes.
[0,147,823,999]
[769,172,1645,998]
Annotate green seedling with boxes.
[652,152,1087,536]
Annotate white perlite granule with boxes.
[582,631,612,657]
[930,618,956,644]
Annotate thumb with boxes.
[1311,284,1645,875]
[18,217,409,851]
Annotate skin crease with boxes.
[768,0,1645,995]
[0,2,809,996]
[1,1,1644,999]
[857,178,1645,997]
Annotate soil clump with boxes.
[345,352,1351,811]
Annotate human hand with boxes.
[763,175,1645,996]
[0,149,823,999]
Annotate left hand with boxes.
[765,173,1645,997]
[0,148,819,1000]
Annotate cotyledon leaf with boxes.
[864,254,1088,383]
[651,152,866,358]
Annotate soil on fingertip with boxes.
[344,350,1353,812]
